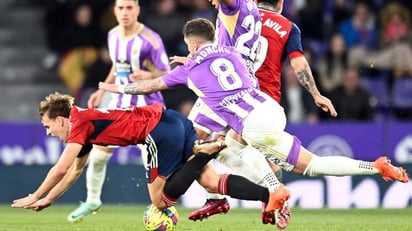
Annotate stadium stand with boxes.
[392,76,412,118]
[0,1,68,121]
[360,76,390,110]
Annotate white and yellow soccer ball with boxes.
[143,204,179,231]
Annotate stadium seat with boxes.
[392,77,412,109]
[360,76,390,109]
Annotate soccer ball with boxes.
[143,204,179,231]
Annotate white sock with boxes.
[208,192,226,200]
[303,156,379,177]
[225,135,280,191]
[207,147,267,200]
[85,148,112,205]
[217,147,265,185]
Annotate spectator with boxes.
[58,3,102,54]
[328,67,374,121]
[347,2,412,79]
[328,0,351,35]
[379,2,412,77]
[142,0,188,56]
[297,0,325,41]
[77,47,111,108]
[97,2,118,34]
[339,1,378,50]
[317,33,348,94]
[42,0,72,69]
[57,3,101,96]
[190,0,217,22]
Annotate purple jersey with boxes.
[107,24,170,108]
[216,0,261,82]
[162,44,267,133]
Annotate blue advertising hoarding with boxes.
[0,121,411,207]
[0,122,411,165]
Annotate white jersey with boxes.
[107,24,170,109]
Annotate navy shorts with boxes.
[144,109,198,183]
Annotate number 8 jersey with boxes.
[162,44,267,134]
[185,0,262,134]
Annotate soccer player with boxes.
[11,93,287,217]
[254,0,327,106]
[169,0,286,222]
[252,0,339,226]
[99,17,409,216]
[69,0,170,222]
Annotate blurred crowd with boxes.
[37,0,412,123]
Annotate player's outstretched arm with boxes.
[99,77,169,95]
[27,154,89,212]
[11,143,82,209]
[290,56,338,117]
[129,69,168,82]
[169,55,190,65]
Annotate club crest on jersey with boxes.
[263,18,287,38]
[115,60,132,78]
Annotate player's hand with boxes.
[99,82,120,93]
[170,55,190,65]
[11,194,39,208]
[87,90,103,108]
[129,70,152,82]
[313,95,338,117]
[26,197,53,212]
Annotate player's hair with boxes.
[183,18,215,42]
[39,92,74,120]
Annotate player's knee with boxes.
[225,132,246,150]
[302,155,321,177]
[197,165,220,193]
[89,147,112,165]
[216,149,243,173]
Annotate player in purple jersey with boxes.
[67,0,170,223]
[168,0,288,222]
[197,0,289,223]
[11,92,286,226]
[213,0,261,80]
[100,18,409,223]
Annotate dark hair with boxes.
[39,92,74,119]
[183,18,215,42]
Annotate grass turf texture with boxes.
[2,204,411,231]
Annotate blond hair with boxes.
[39,92,74,119]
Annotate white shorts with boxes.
[240,95,301,171]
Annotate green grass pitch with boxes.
[1,204,411,231]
